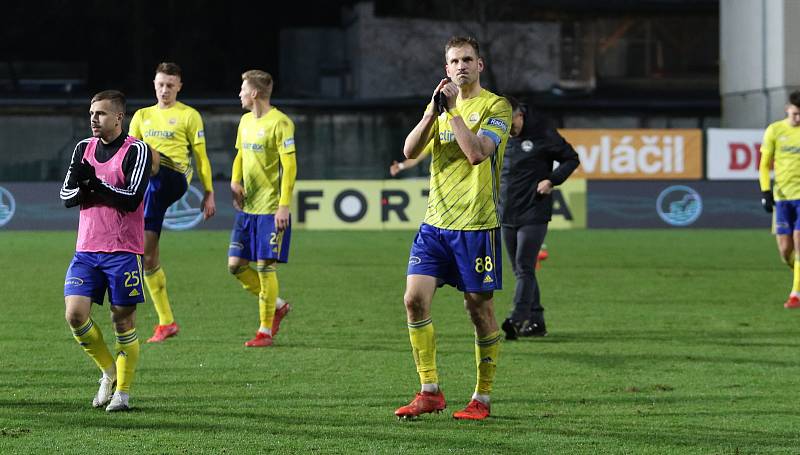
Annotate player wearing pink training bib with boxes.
[60,90,152,412]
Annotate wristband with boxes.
[398,162,406,170]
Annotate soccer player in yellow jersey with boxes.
[760,91,800,309]
[228,70,296,347]
[129,62,216,343]
[394,36,511,421]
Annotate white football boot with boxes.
[92,375,116,408]
[105,391,130,412]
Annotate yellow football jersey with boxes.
[421,89,511,230]
[235,108,296,214]
[760,119,800,201]
[129,101,212,191]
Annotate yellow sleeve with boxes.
[231,150,243,184]
[278,152,297,207]
[759,124,776,192]
[187,110,213,192]
[478,98,512,150]
[276,117,297,206]
[276,117,296,155]
[129,110,143,139]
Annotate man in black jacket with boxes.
[499,97,579,339]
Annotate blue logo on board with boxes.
[0,186,16,227]
[164,186,204,231]
[656,185,702,227]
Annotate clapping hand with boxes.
[70,160,97,185]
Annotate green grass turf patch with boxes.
[1,229,799,453]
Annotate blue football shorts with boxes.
[775,200,800,235]
[228,212,291,263]
[407,223,502,293]
[144,166,189,234]
[64,252,145,306]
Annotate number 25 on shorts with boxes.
[124,271,141,288]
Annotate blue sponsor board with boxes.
[587,180,769,228]
[0,182,233,230]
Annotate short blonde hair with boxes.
[242,70,273,98]
[91,90,126,112]
[445,36,480,59]
[155,62,182,79]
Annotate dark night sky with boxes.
[2,0,717,99]
[1,0,352,97]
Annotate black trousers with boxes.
[502,223,548,325]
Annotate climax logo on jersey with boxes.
[65,277,84,286]
[656,185,702,227]
[163,185,204,231]
[0,186,16,227]
[242,142,265,151]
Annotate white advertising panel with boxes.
[706,128,764,180]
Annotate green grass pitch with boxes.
[1,229,800,453]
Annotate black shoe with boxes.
[519,321,547,337]
[501,318,523,340]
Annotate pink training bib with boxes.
[76,136,144,254]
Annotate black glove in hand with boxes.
[70,160,97,184]
[434,91,448,115]
[433,77,452,115]
[761,190,774,213]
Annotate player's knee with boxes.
[229,264,246,275]
[403,293,427,316]
[143,257,158,272]
[110,312,135,333]
[64,309,86,328]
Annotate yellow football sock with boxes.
[474,330,502,395]
[234,265,261,296]
[257,265,278,332]
[71,318,115,377]
[114,328,140,393]
[408,318,438,385]
[793,254,800,293]
[144,266,174,325]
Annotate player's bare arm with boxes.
[201,190,216,220]
[230,182,244,211]
[403,79,450,160]
[438,81,493,165]
[275,205,290,232]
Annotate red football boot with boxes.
[784,296,800,309]
[453,399,490,420]
[394,391,446,419]
[146,322,179,343]
[272,302,292,336]
[244,331,273,347]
